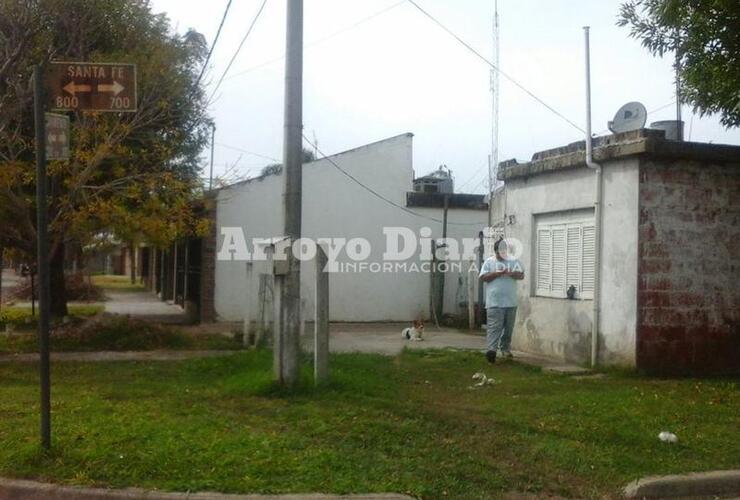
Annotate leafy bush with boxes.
[52,316,192,351]
[0,305,104,329]
[9,273,106,302]
[0,308,32,326]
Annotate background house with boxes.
[208,133,488,323]
[494,129,739,375]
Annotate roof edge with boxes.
[213,133,414,192]
[499,129,740,181]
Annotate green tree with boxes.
[618,0,740,127]
[0,0,211,316]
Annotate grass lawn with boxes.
[90,274,145,292]
[0,350,737,499]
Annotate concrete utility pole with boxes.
[278,0,304,386]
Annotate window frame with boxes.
[533,210,595,300]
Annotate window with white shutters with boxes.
[535,214,595,299]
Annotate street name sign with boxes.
[46,62,137,112]
[44,113,70,160]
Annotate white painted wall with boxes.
[500,158,639,365]
[214,134,487,322]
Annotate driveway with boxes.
[305,322,486,355]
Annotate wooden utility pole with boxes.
[278,0,304,386]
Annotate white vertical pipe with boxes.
[584,26,602,368]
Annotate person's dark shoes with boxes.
[486,350,497,364]
[502,351,514,360]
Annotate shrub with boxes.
[51,316,192,351]
[9,273,106,302]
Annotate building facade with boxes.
[496,129,740,375]
[209,133,488,323]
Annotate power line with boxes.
[456,161,489,191]
[302,133,487,227]
[216,142,280,163]
[209,0,270,103]
[405,0,585,134]
[194,0,234,89]
[225,0,406,82]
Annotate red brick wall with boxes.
[637,159,740,375]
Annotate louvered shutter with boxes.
[536,228,551,294]
[581,224,596,297]
[566,225,582,297]
[551,226,567,294]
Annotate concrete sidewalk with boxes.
[104,291,188,324]
[624,470,740,498]
[303,323,590,373]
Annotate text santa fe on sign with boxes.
[46,62,137,112]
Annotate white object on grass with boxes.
[471,372,496,387]
[658,431,678,443]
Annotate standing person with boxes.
[479,238,524,363]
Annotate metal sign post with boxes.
[33,64,51,450]
[32,59,137,450]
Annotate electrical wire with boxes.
[208,0,270,103]
[456,161,490,191]
[302,133,487,227]
[216,142,280,163]
[194,0,234,89]
[405,0,585,133]
[225,0,406,82]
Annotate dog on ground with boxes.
[402,320,424,341]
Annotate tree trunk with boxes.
[49,242,68,318]
[0,246,4,314]
[129,243,136,284]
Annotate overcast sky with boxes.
[152,0,739,193]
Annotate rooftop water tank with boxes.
[650,120,685,141]
[413,165,454,194]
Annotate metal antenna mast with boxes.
[487,0,500,227]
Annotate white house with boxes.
[494,129,740,375]
[209,133,488,323]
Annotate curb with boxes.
[0,350,240,363]
[0,479,414,500]
[623,470,740,498]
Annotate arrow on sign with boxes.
[63,82,92,96]
[97,81,124,96]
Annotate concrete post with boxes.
[272,274,283,383]
[171,242,178,303]
[314,245,329,384]
[262,244,275,347]
[467,260,476,330]
[243,261,254,347]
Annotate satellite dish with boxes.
[608,102,647,134]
